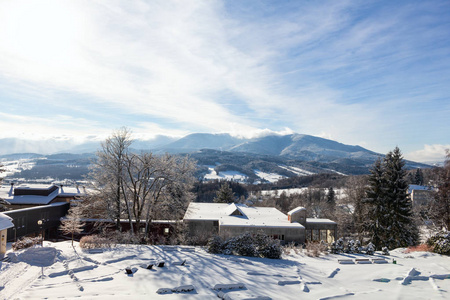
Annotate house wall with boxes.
[185,220,219,239]
[4,203,70,242]
[411,190,433,207]
[305,222,337,243]
[219,225,305,244]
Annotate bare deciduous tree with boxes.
[121,152,196,236]
[89,127,133,231]
[60,205,86,246]
[87,128,197,240]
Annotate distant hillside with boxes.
[0,133,430,183]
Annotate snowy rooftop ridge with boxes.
[408,184,435,192]
[0,183,86,205]
[0,212,14,230]
[306,218,337,224]
[183,202,304,228]
[224,203,247,217]
[287,207,306,215]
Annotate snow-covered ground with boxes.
[254,170,285,183]
[203,166,248,182]
[278,165,314,176]
[0,158,37,178]
[1,241,449,299]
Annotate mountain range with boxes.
[0,133,429,182]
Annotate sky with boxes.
[0,0,449,163]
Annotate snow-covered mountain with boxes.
[0,133,430,182]
[156,133,380,163]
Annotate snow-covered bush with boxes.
[206,232,282,259]
[282,242,301,255]
[206,235,224,254]
[80,235,113,249]
[427,231,450,256]
[354,240,362,253]
[230,233,257,257]
[258,240,282,259]
[12,237,41,251]
[336,238,345,253]
[346,240,355,253]
[305,241,328,257]
[366,242,375,255]
[382,247,390,255]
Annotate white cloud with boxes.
[405,144,450,163]
[0,0,448,156]
[228,127,295,139]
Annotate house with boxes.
[408,184,434,207]
[0,183,85,209]
[0,212,14,254]
[287,207,337,244]
[183,203,337,244]
[0,183,81,242]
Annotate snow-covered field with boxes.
[278,166,314,176]
[254,170,285,183]
[1,241,450,299]
[204,166,248,182]
[0,158,37,178]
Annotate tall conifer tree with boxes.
[213,182,235,203]
[383,147,418,248]
[364,158,386,249]
[365,147,418,249]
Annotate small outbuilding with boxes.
[0,212,14,254]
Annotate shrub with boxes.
[305,241,328,257]
[12,237,42,251]
[282,242,302,255]
[79,235,113,249]
[229,233,257,257]
[206,235,224,254]
[366,242,375,255]
[404,244,433,253]
[206,232,282,259]
[427,231,450,256]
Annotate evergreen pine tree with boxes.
[213,182,235,203]
[327,187,336,204]
[383,147,419,249]
[414,169,424,185]
[364,158,387,249]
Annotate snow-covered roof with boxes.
[306,218,337,225]
[0,183,86,205]
[287,207,306,215]
[184,203,304,229]
[408,185,434,193]
[0,212,14,230]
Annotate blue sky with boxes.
[0,0,449,162]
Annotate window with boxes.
[320,230,327,242]
[164,228,170,235]
[327,230,335,243]
[312,229,319,241]
[306,230,312,241]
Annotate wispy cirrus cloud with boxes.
[0,0,448,158]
